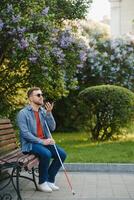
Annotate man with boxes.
[17,87,66,192]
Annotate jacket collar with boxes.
[27,104,44,112]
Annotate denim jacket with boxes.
[17,105,56,152]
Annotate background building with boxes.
[109,0,134,37]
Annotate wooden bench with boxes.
[0,119,39,200]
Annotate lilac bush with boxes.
[79,37,134,91]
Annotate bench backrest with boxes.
[0,119,18,156]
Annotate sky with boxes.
[87,0,111,21]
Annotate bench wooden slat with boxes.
[0,143,18,156]
[0,124,13,130]
[0,153,23,165]
[0,119,11,124]
[25,157,39,171]
[0,133,16,140]
[0,141,39,169]
[0,157,19,165]
[0,138,17,147]
[0,152,27,165]
[0,150,22,165]
[23,154,38,163]
[0,152,39,170]
[0,149,21,162]
[0,143,18,150]
[0,120,18,156]
[0,128,15,135]
[18,154,39,167]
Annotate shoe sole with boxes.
[51,188,59,191]
[38,187,52,193]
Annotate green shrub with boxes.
[79,85,134,141]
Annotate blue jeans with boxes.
[31,143,67,184]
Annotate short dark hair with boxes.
[27,87,41,98]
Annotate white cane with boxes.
[45,121,75,195]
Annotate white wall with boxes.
[109,0,134,37]
[120,0,134,35]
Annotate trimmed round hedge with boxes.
[79,85,134,141]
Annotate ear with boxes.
[29,96,33,102]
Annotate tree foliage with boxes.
[79,85,134,141]
[45,0,91,21]
[0,0,91,117]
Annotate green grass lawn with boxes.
[53,132,134,163]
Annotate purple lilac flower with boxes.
[8,28,17,35]
[116,53,122,59]
[17,27,26,34]
[77,41,87,49]
[79,50,87,62]
[50,37,57,43]
[29,50,39,63]
[103,52,108,57]
[12,15,21,23]
[52,47,65,63]
[110,55,115,61]
[18,38,29,49]
[110,40,117,49]
[52,28,59,33]
[128,47,133,52]
[0,19,4,31]
[77,64,83,68]
[7,4,13,13]
[41,7,49,16]
[59,31,74,49]
[36,44,42,48]
[29,56,38,63]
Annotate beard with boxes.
[34,100,44,106]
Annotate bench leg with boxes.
[16,166,23,200]
[11,167,22,200]
[32,167,38,190]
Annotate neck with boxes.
[30,102,40,112]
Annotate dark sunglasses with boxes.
[34,93,44,97]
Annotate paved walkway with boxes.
[1,170,134,200]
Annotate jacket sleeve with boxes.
[43,109,56,131]
[46,113,56,131]
[17,110,44,144]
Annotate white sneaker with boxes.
[47,182,59,191]
[38,182,52,192]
